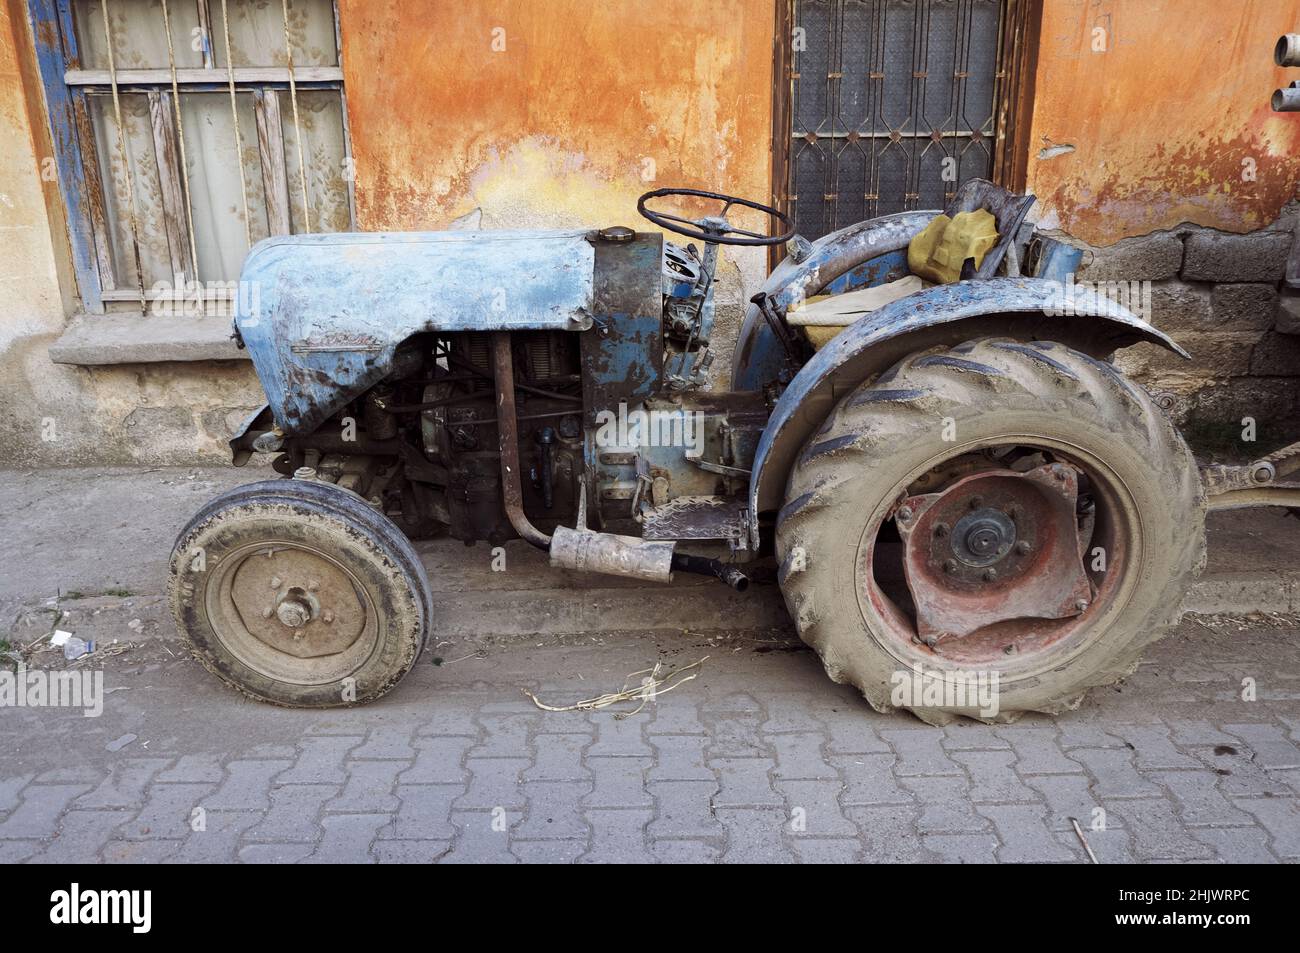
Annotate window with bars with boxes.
[776,0,1034,243]
[45,0,354,310]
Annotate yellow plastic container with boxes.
[907,209,999,284]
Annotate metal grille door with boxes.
[784,0,1021,241]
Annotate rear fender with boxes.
[746,276,1188,546]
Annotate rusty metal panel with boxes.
[580,231,664,422]
[236,228,595,434]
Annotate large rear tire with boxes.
[169,479,432,707]
[776,338,1204,724]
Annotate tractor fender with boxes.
[746,276,1189,546]
[733,211,936,391]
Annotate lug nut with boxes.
[322,609,334,624]
[262,607,273,619]
[983,568,998,581]
[943,559,958,574]
[897,506,913,522]
[1075,599,1089,612]
[969,495,984,509]
[308,580,320,591]
[1015,541,1031,555]
[933,522,949,538]
[269,576,282,589]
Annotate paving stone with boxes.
[0,784,91,840]
[1103,798,1217,861]
[456,758,529,810]
[384,784,461,841]
[326,760,404,813]
[789,838,863,863]
[415,708,481,737]
[1025,773,1114,832]
[977,804,1076,863]
[167,811,261,863]
[769,732,837,780]
[120,782,214,840]
[650,838,722,863]
[0,840,43,863]
[646,700,708,736]
[243,784,336,843]
[583,757,653,809]
[372,840,452,863]
[1069,748,1164,799]
[524,733,591,782]
[400,735,473,784]
[881,728,962,776]
[1153,769,1253,826]
[277,737,363,784]
[941,723,1012,751]
[760,696,827,734]
[471,713,537,759]
[922,832,1000,863]
[585,713,652,757]
[777,778,855,836]
[1223,723,1300,769]
[238,843,314,863]
[901,776,990,834]
[74,758,171,809]
[350,727,417,761]
[1111,724,1201,770]
[1233,797,1300,857]
[716,807,790,863]
[302,813,390,863]
[204,759,294,810]
[580,809,654,863]
[1190,826,1280,863]
[822,710,891,755]
[154,755,225,784]
[951,750,1040,803]
[996,726,1081,774]
[709,758,781,808]
[647,780,723,840]
[647,734,713,782]
[511,839,586,863]
[833,753,912,806]
[704,712,772,759]
[0,774,34,813]
[441,811,517,863]
[28,809,131,862]
[515,781,592,840]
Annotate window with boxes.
[773,0,1038,245]
[37,0,354,311]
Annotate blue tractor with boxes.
[169,179,1231,722]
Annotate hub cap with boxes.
[894,463,1093,646]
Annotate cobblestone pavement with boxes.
[1,615,1299,864]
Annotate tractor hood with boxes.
[235,229,596,435]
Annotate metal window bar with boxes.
[788,0,1005,241]
[59,0,353,306]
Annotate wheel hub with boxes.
[894,462,1093,646]
[228,548,367,658]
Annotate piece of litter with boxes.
[50,630,73,647]
[105,733,137,752]
[62,636,94,661]
[1071,817,1099,864]
[523,656,709,719]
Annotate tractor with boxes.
[167,177,1298,722]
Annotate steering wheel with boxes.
[637,187,795,247]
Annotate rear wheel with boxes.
[169,479,431,707]
[776,338,1204,724]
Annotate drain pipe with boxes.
[492,332,551,549]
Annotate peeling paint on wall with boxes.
[1025,0,1300,245]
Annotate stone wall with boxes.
[1076,214,1300,461]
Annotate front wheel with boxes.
[169,479,432,707]
[776,338,1205,724]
